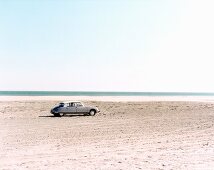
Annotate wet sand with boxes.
[1,98,214,169]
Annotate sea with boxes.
[0,91,214,96]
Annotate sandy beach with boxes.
[1,96,214,169]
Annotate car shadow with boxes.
[39,114,87,118]
[39,115,55,118]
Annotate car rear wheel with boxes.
[89,110,96,116]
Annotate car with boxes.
[50,101,100,117]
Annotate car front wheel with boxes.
[54,113,61,117]
[54,112,64,117]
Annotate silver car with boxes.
[51,101,100,117]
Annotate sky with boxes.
[0,0,214,92]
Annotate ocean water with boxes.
[0,91,214,96]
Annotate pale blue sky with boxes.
[1,0,214,92]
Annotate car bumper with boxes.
[51,110,57,114]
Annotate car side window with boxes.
[76,102,83,107]
[68,103,75,107]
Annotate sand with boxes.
[1,97,214,169]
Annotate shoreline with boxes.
[1,95,214,102]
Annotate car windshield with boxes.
[59,103,64,107]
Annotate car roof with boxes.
[61,101,82,104]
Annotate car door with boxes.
[58,103,67,113]
[66,103,77,114]
[76,102,87,114]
